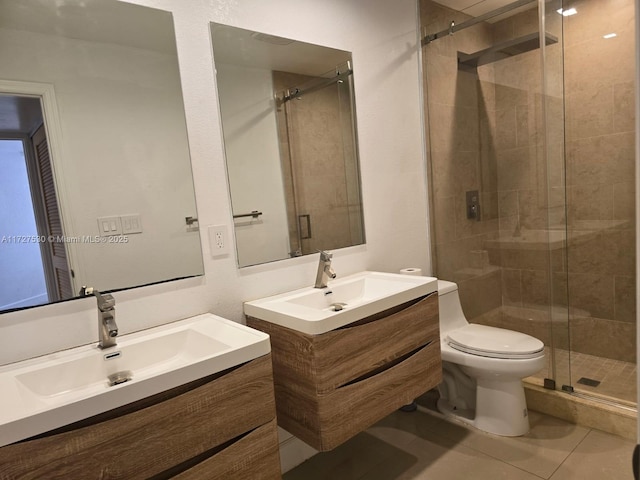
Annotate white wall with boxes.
[0,0,430,471]
[216,63,291,266]
[0,26,202,293]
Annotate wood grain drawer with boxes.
[247,292,442,451]
[173,419,281,480]
[0,354,279,480]
[283,341,440,450]
[313,294,439,392]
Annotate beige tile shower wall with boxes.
[421,0,502,320]
[273,71,360,256]
[562,0,636,363]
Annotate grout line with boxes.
[545,427,594,480]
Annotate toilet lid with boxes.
[446,324,544,359]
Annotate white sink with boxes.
[244,271,438,335]
[0,314,270,447]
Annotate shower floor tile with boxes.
[528,347,637,406]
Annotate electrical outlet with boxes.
[209,225,229,257]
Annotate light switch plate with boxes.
[97,216,122,236]
[121,214,143,234]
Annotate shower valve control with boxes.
[466,190,481,221]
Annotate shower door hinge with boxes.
[561,384,575,393]
[543,378,556,390]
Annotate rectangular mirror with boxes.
[0,0,204,313]
[210,23,365,267]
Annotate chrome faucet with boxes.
[314,250,336,288]
[81,286,118,349]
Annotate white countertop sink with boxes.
[244,271,438,335]
[0,313,270,447]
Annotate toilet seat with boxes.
[446,324,544,359]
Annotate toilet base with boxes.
[437,377,530,437]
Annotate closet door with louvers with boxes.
[31,124,72,301]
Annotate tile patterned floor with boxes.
[284,408,637,480]
[530,347,637,406]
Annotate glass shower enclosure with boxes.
[421,0,636,409]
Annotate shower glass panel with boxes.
[422,0,636,409]
[275,65,364,256]
[562,0,636,406]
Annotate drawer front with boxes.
[0,355,276,480]
[314,293,439,392]
[317,340,441,451]
[173,419,281,480]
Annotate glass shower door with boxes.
[561,0,637,406]
[421,0,636,409]
[421,0,571,391]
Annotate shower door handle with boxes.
[298,214,312,239]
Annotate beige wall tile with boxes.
[431,149,480,199]
[602,229,636,276]
[614,275,636,323]
[565,85,614,140]
[567,184,614,221]
[568,272,615,320]
[522,269,550,310]
[570,315,636,362]
[432,196,456,245]
[613,181,635,221]
[566,132,635,187]
[564,31,634,92]
[563,0,635,49]
[518,189,550,230]
[458,269,502,319]
[426,53,478,108]
[502,268,522,307]
[496,146,537,191]
[613,81,635,133]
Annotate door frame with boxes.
[0,80,78,295]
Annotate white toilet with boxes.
[436,280,545,436]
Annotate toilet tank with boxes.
[437,280,469,336]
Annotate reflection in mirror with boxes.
[210,23,365,267]
[0,0,204,313]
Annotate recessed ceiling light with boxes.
[603,33,617,39]
[557,7,577,16]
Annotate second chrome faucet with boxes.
[81,286,118,349]
[315,250,336,288]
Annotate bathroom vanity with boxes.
[245,271,442,451]
[0,315,282,479]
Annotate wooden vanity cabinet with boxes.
[247,292,442,451]
[0,354,281,480]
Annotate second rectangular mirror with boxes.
[210,23,365,267]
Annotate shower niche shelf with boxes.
[458,32,558,72]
